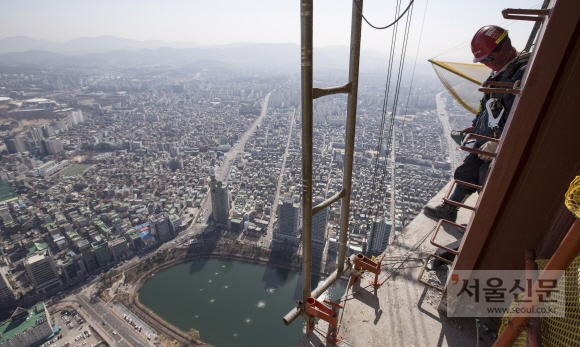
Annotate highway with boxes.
[174,91,273,241]
[266,107,297,246]
[72,294,150,347]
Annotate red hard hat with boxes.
[471,25,509,63]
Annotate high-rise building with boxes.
[60,256,83,283]
[55,116,70,132]
[169,214,182,234]
[278,199,300,237]
[42,138,63,154]
[366,217,392,256]
[92,241,111,267]
[4,137,27,154]
[312,207,328,259]
[93,103,103,115]
[26,127,43,141]
[40,124,55,138]
[275,199,301,246]
[131,141,142,150]
[23,251,62,294]
[108,238,128,261]
[0,203,12,223]
[312,207,328,243]
[210,176,230,226]
[169,158,183,172]
[0,267,16,306]
[149,213,173,241]
[69,110,84,125]
[77,239,98,273]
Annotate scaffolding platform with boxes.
[295,182,497,347]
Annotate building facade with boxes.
[23,251,62,295]
[4,138,27,154]
[210,175,230,226]
[92,241,111,267]
[312,207,328,259]
[366,217,392,256]
[0,267,16,306]
[108,238,128,261]
[77,239,98,273]
[149,213,173,241]
[275,199,301,245]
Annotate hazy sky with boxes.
[0,0,540,61]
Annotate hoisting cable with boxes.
[363,0,403,256]
[401,0,428,133]
[353,0,415,30]
[367,0,414,254]
[395,0,429,232]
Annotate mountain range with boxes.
[0,36,201,55]
[0,35,434,75]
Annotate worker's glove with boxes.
[450,131,466,145]
[478,141,498,161]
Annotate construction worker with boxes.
[424,25,530,222]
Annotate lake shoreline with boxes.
[126,249,343,347]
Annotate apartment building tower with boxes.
[366,217,392,256]
[275,199,301,246]
[149,213,173,241]
[0,267,16,306]
[210,175,230,226]
[77,239,98,273]
[312,207,328,259]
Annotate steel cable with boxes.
[353,0,415,30]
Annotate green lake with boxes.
[138,258,347,347]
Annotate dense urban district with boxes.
[0,64,472,347]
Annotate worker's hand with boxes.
[478,141,498,161]
[461,127,475,134]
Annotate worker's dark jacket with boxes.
[454,53,529,195]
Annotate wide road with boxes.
[74,294,150,347]
[177,91,272,239]
[217,91,272,183]
[265,107,297,246]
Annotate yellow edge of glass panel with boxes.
[429,59,484,85]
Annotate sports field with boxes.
[59,164,92,177]
[0,180,17,202]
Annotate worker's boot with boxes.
[423,201,458,222]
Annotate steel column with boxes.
[337,0,363,273]
[300,0,314,307]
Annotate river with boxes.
[138,258,347,347]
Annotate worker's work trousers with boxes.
[448,152,490,202]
